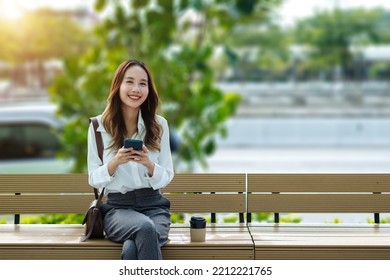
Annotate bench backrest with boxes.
[162,173,246,223]
[247,173,390,223]
[0,173,246,224]
[2,173,389,224]
[0,174,92,216]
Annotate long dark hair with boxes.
[102,59,162,151]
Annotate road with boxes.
[204,146,390,174]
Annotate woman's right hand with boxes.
[107,147,133,175]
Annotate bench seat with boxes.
[249,223,390,259]
[0,224,121,259]
[164,225,254,260]
[0,224,253,260]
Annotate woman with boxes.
[87,59,174,260]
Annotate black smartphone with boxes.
[123,139,143,150]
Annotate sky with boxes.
[1,0,390,23]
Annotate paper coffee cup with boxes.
[190,216,206,242]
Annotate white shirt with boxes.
[87,112,174,194]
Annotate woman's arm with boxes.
[145,117,174,189]
[87,122,113,188]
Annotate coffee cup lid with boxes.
[190,216,206,228]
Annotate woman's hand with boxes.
[108,145,155,176]
[107,147,131,175]
[130,145,155,176]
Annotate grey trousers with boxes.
[101,188,171,260]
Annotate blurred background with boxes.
[0,0,389,222]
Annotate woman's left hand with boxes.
[129,145,155,176]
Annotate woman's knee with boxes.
[138,218,158,236]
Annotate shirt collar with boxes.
[137,110,146,135]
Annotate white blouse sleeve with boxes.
[145,116,174,190]
[87,122,113,189]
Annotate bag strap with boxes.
[90,117,103,163]
[89,117,105,199]
[81,118,106,242]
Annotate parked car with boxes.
[0,102,74,173]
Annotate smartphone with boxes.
[124,139,143,150]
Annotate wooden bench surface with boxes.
[249,223,390,259]
[0,173,251,260]
[0,224,253,260]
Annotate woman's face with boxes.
[119,65,149,110]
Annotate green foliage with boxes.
[222,215,239,223]
[367,216,390,224]
[49,0,281,172]
[293,8,386,80]
[227,23,292,81]
[253,212,273,222]
[279,214,302,224]
[368,62,390,80]
[21,214,84,224]
[171,213,186,224]
[252,213,302,223]
[325,218,342,224]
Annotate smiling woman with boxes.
[87,59,174,260]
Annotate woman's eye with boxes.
[140,83,147,87]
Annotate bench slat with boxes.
[0,246,254,260]
[0,195,93,214]
[249,223,390,234]
[0,174,91,193]
[254,248,390,260]
[0,173,247,193]
[164,173,246,192]
[247,173,390,192]
[250,224,390,260]
[0,194,246,215]
[248,194,390,213]
[0,225,253,260]
[0,225,253,245]
[165,194,245,213]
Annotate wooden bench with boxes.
[247,173,390,260]
[0,173,252,260]
[2,173,390,260]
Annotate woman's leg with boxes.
[103,208,162,260]
[141,206,171,248]
[121,239,137,260]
